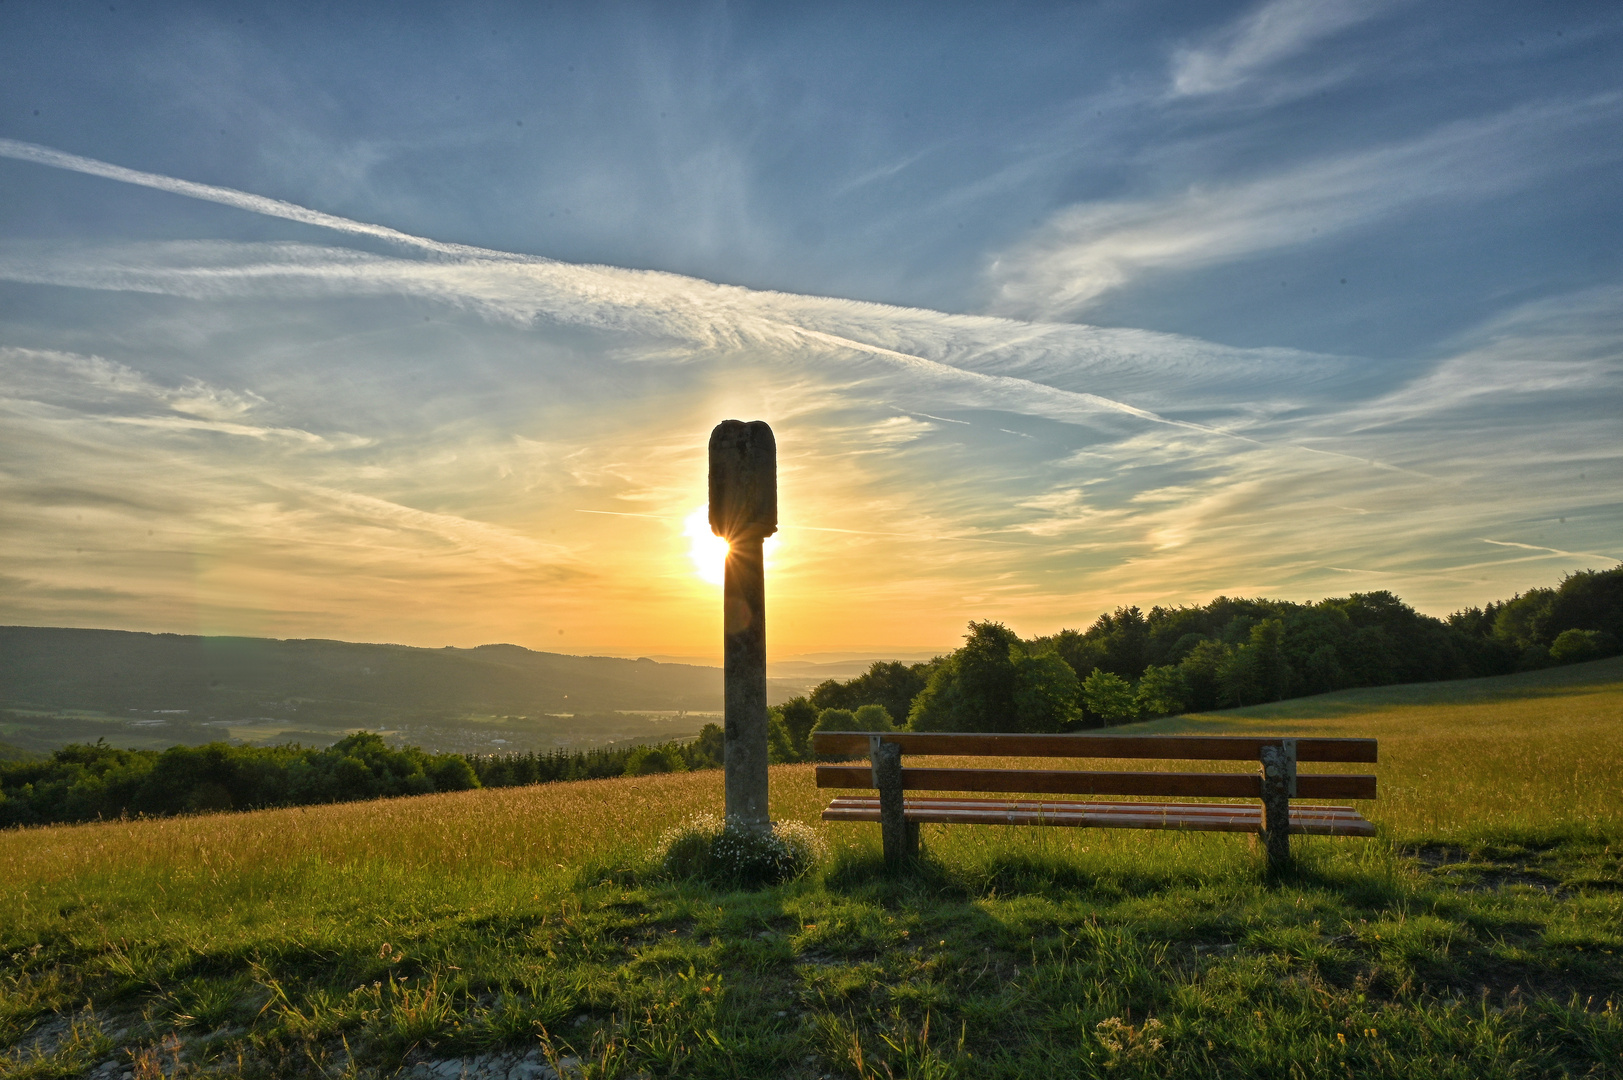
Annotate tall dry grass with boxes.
[4,657,1618,932]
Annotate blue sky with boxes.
[1,0,1619,658]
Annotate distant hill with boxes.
[0,741,39,763]
[0,626,806,733]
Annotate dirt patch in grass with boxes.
[1405,843,1570,894]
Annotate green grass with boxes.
[3,660,1621,1078]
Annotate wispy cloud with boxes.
[0,238,1325,442]
[1333,285,1623,432]
[986,96,1623,318]
[0,141,1616,650]
[0,138,1364,429]
[1168,0,1388,98]
[0,347,354,446]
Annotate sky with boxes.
[0,0,1619,661]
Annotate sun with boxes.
[683,505,729,585]
[682,505,777,586]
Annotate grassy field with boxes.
[3,659,1620,1078]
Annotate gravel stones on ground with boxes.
[401,1049,583,1080]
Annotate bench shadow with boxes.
[822,838,1412,912]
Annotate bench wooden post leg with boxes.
[1258,740,1296,873]
[872,740,915,867]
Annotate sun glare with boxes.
[683,505,729,585]
[682,504,779,586]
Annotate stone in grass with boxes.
[404,1050,583,1080]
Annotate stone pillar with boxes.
[709,420,776,832]
[1258,738,1297,873]
[872,738,918,867]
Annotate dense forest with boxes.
[6,568,1617,826]
[764,567,1623,756]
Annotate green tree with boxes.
[852,704,897,731]
[908,622,1024,732]
[811,707,857,733]
[806,661,934,734]
[1549,628,1616,664]
[1177,639,1231,712]
[1219,619,1293,706]
[954,621,1022,728]
[906,656,960,731]
[1082,669,1137,724]
[1539,567,1623,645]
[1134,665,1187,718]
[1492,588,1556,651]
[1034,627,1105,681]
[426,754,479,791]
[1301,644,1347,696]
[1086,606,1151,678]
[1010,644,1081,732]
[812,706,893,735]
[767,714,800,763]
[808,679,855,712]
[774,697,819,759]
[624,744,687,776]
[686,723,725,769]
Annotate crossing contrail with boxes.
[0,137,528,262]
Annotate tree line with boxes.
[0,729,721,828]
[762,568,1622,754]
[6,569,1616,824]
[465,726,725,785]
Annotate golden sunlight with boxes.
[683,504,729,585]
[682,504,780,586]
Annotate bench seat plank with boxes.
[823,795,1377,837]
[816,764,1377,801]
[811,732,1377,763]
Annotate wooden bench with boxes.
[812,731,1378,871]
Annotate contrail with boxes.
[0,137,1321,453]
[1480,537,1619,562]
[0,137,529,263]
[573,509,670,519]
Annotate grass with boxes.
[3,659,1621,1077]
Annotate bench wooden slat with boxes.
[822,795,1377,837]
[837,796,1371,821]
[815,764,1377,801]
[810,731,1378,763]
[824,796,1371,825]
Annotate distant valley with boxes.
[0,626,820,755]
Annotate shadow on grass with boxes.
[1262,855,1408,908]
[822,843,1216,903]
[822,835,1426,916]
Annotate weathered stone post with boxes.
[709,420,777,833]
[1258,738,1297,873]
[871,736,919,867]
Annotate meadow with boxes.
[3,659,1620,1078]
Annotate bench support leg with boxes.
[1259,742,1296,873]
[873,741,916,867]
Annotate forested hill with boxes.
[0,626,743,721]
[789,569,1623,735]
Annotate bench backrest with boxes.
[811,731,1377,801]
